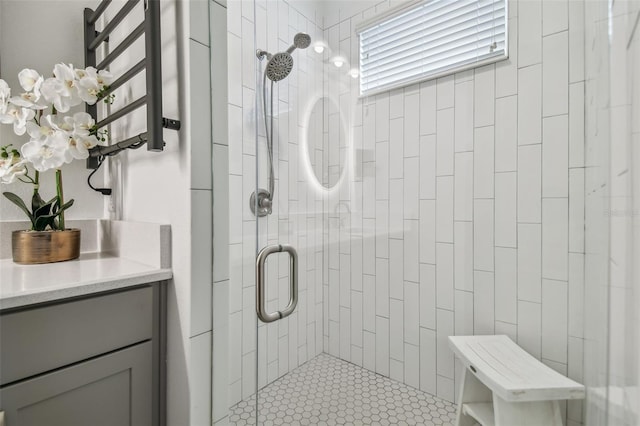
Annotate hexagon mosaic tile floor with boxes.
[229,353,457,425]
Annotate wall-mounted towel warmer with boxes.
[83,0,180,169]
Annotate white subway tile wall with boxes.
[221,0,587,423]
[316,0,584,409]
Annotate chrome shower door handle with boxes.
[256,244,298,323]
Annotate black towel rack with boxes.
[84,0,180,169]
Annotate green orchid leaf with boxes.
[34,201,53,219]
[51,198,60,213]
[34,215,56,231]
[43,199,74,231]
[48,197,61,217]
[51,198,71,213]
[34,205,72,231]
[59,199,74,211]
[3,192,35,224]
[32,192,44,212]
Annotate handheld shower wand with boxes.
[251,33,311,217]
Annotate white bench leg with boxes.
[493,395,563,426]
[455,368,492,426]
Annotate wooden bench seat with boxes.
[449,335,585,426]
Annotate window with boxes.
[357,0,507,96]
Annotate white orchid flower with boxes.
[97,69,114,86]
[53,63,77,87]
[40,77,80,113]
[46,114,76,136]
[13,107,35,135]
[84,134,100,148]
[17,69,44,94]
[78,76,101,104]
[77,67,113,104]
[40,78,64,109]
[67,134,100,160]
[0,106,35,136]
[53,63,81,98]
[54,114,75,134]
[26,115,59,141]
[84,66,114,87]
[81,67,96,78]
[0,160,27,184]
[9,91,47,110]
[72,112,95,136]
[8,70,46,109]
[67,135,86,159]
[66,113,100,159]
[21,131,69,171]
[0,65,111,174]
[40,64,82,112]
[0,150,27,184]
[74,67,88,80]
[0,79,10,115]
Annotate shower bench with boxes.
[448,335,585,426]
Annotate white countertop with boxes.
[0,253,172,310]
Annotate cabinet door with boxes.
[0,342,152,426]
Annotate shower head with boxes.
[263,33,311,82]
[286,32,311,54]
[265,52,294,82]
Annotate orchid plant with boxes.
[0,64,112,231]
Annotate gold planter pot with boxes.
[12,229,81,264]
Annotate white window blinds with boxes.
[357,0,507,96]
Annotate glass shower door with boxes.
[251,41,302,423]
[249,3,325,423]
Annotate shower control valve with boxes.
[250,188,273,217]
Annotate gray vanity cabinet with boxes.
[0,283,166,426]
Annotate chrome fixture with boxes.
[250,33,311,217]
[250,188,272,217]
[256,32,311,82]
[256,244,298,323]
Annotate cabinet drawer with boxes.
[0,341,152,426]
[0,286,153,385]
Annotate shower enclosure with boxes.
[213,0,639,425]
[222,1,470,423]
